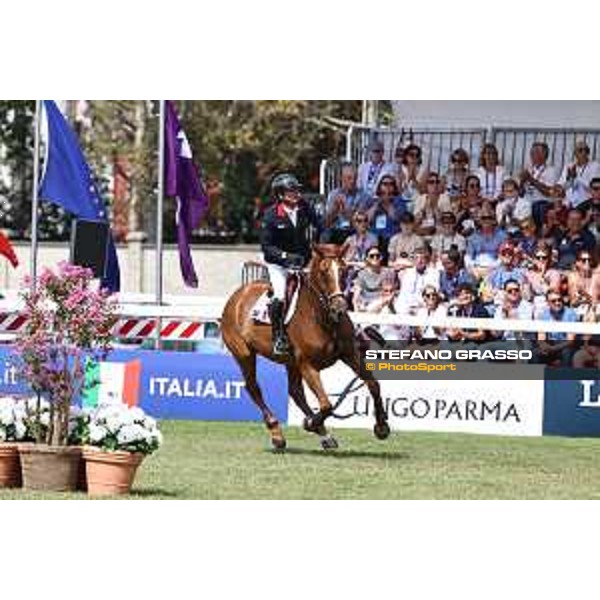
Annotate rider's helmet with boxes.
[271,173,302,201]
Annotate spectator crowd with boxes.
[322,139,600,367]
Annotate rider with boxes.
[261,173,321,356]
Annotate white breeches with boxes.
[267,263,288,301]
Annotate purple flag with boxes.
[164,100,209,287]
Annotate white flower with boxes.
[14,420,27,440]
[89,424,107,443]
[0,407,15,426]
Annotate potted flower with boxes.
[81,403,162,496]
[0,396,28,488]
[14,262,117,492]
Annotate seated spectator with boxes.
[357,139,396,197]
[324,163,371,244]
[444,148,471,199]
[439,247,477,302]
[513,217,538,258]
[493,278,535,341]
[567,249,595,319]
[367,173,408,252]
[341,210,379,267]
[485,241,529,304]
[476,143,505,202]
[431,211,466,262]
[589,202,600,246]
[341,210,379,296]
[456,175,484,237]
[496,178,532,228]
[537,290,578,366]
[573,311,600,368]
[557,140,600,210]
[398,143,427,203]
[414,286,447,343]
[578,176,600,223]
[446,282,491,343]
[519,141,558,230]
[396,244,440,311]
[464,205,507,275]
[555,208,597,270]
[387,212,425,269]
[413,172,452,238]
[540,205,565,249]
[365,277,411,341]
[352,245,393,311]
[525,243,563,317]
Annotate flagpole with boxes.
[156,100,165,306]
[30,100,42,289]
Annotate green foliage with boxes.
[0,100,364,242]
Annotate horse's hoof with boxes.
[373,422,390,440]
[271,437,287,452]
[320,435,339,451]
[303,416,318,434]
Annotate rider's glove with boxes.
[286,253,305,268]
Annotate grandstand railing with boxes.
[491,127,600,178]
[321,124,600,197]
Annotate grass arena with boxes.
[3,421,600,500]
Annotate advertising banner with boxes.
[289,362,546,437]
[0,346,288,424]
[543,374,600,437]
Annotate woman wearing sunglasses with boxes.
[476,143,505,202]
[414,286,447,343]
[366,173,409,254]
[352,245,393,312]
[525,243,562,318]
[567,250,596,318]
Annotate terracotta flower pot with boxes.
[82,446,144,496]
[0,443,22,488]
[19,444,82,492]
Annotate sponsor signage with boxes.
[289,362,545,437]
[543,374,600,437]
[0,347,288,424]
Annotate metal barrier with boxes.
[241,261,269,286]
[345,125,488,172]
[320,124,600,197]
[491,127,600,178]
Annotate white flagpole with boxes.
[156,100,165,305]
[30,99,42,290]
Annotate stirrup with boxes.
[273,336,290,356]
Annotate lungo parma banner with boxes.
[289,362,546,437]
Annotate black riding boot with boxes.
[269,299,290,356]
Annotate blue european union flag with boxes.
[39,100,120,292]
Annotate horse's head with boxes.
[309,244,348,322]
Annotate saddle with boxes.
[251,273,302,325]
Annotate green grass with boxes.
[2,420,600,499]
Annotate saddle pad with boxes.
[250,284,301,325]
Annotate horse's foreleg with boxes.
[287,364,338,450]
[341,350,390,440]
[297,362,334,433]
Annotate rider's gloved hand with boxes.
[286,253,305,268]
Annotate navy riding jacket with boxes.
[261,200,321,268]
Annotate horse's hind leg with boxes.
[341,350,390,440]
[228,343,286,451]
[287,364,338,450]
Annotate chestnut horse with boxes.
[221,243,390,450]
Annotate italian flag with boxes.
[83,359,142,408]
